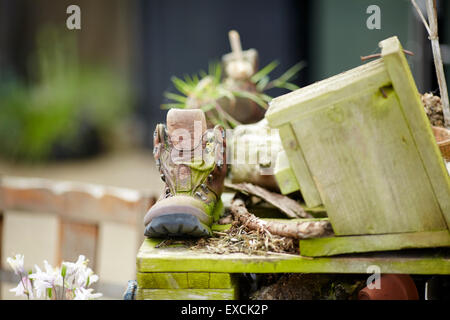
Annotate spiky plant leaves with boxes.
[251,60,279,83]
[232,90,267,109]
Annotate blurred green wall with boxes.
[308,0,411,82]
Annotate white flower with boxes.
[62,255,99,289]
[63,255,87,276]
[7,254,25,275]
[29,261,62,298]
[9,276,33,298]
[73,287,102,300]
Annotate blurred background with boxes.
[0,0,448,299]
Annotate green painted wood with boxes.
[266,58,391,127]
[274,150,300,194]
[137,239,450,275]
[380,36,450,231]
[300,230,450,257]
[291,86,446,235]
[187,273,210,288]
[278,124,322,207]
[137,272,234,289]
[137,272,188,289]
[209,273,234,289]
[136,288,237,300]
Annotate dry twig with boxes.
[411,0,450,128]
[225,182,312,218]
[230,197,333,239]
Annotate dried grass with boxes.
[191,222,299,255]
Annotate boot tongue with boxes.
[167,109,207,149]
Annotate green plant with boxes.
[0,28,131,161]
[163,60,305,128]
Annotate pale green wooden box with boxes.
[266,36,450,256]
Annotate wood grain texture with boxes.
[380,36,450,230]
[0,176,155,226]
[274,150,300,194]
[292,87,446,235]
[266,58,391,127]
[59,220,98,268]
[300,230,450,257]
[137,272,234,289]
[136,288,237,300]
[137,239,450,275]
[278,124,322,207]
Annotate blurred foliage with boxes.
[163,60,305,128]
[0,28,132,162]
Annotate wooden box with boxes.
[266,37,450,256]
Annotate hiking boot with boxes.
[144,109,227,238]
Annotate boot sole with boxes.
[144,213,211,238]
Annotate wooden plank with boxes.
[137,272,189,289]
[1,211,60,270]
[0,176,154,226]
[58,220,98,268]
[278,124,322,207]
[136,288,237,300]
[266,58,391,127]
[292,87,446,235]
[380,36,450,230]
[274,151,300,194]
[137,272,234,289]
[300,230,450,257]
[137,239,450,275]
[97,222,137,285]
[188,273,210,288]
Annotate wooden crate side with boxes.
[278,124,322,207]
[137,272,189,289]
[300,230,450,257]
[137,239,450,275]
[274,151,300,194]
[137,272,234,289]
[292,87,446,235]
[136,288,237,300]
[0,176,153,227]
[266,59,391,127]
[380,36,450,230]
[58,220,98,269]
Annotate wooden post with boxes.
[411,0,450,128]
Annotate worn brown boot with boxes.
[144,109,227,237]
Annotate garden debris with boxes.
[422,92,445,127]
[230,197,333,239]
[250,274,365,300]
[225,182,312,218]
[155,194,331,256]
[190,223,299,255]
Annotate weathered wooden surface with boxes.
[0,176,154,226]
[277,124,322,207]
[136,288,237,300]
[59,220,98,268]
[300,230,450,257]
[380,37,450,231]
[137,239,450,275]
[137,272,234,289]
[274,150,300,195]
[0,176,156,299]
[267,59,390,127]
[266,36,450,239]
[292,86,445,235]
[225,182,311,218]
